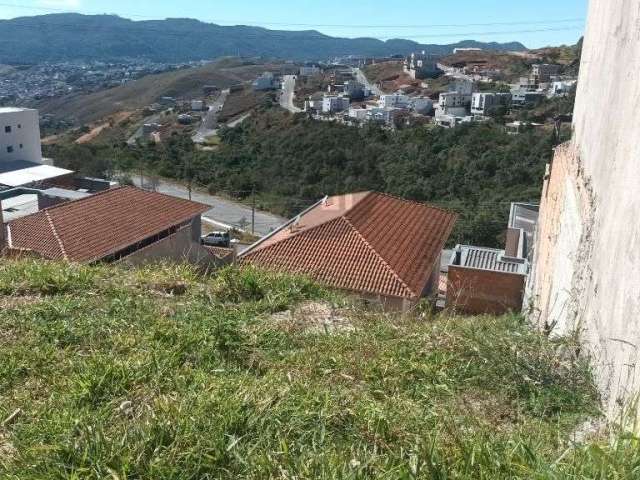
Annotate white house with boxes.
[322,95,350,113]
[471,92,512,116]
[404,51,440,79]
[0,108,42,164]
[348,107,369,121]
[299,65,321,76]
[380,93,410,109]
[453,47,482,54]
[437,92,471,117]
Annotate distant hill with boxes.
[0,14,527,64]
[32,59,281,124]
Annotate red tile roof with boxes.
[241,192,457,300]
[7,186,209,263]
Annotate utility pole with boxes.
[185,154,192,201]
[251,186,256,236]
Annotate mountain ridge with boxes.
[0,13,528,64]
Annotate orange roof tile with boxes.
[8,186,209,263]
[241,192,457,299]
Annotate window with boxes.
[4,126,10,133]
[17,124,21,129]
[19,144,23,149]
[7,146,13,153]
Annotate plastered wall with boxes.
[529,0,640,419]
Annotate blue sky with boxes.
[1,0,588,48]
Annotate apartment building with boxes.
[471,92,512,116]
[322,95,350,113]
[0,107,42,164]
[531,63,562,84]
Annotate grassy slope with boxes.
[0,260,637,478]
[32,60,281,125]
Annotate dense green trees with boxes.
[47,111,554,247]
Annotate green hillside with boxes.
[0,14,526,64]
[0,259,638,478]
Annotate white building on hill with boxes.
[322,95,350,113]
[0,108,42,164]
[471,92,512,116]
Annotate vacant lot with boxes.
[219,88,271,122]
[0,260,638,478]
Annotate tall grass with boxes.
[0,259,635,478]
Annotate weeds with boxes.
[0,259,633,479]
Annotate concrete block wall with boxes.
[448,266,525,315]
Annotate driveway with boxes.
[280,75,303,113]
[193,89,230,143]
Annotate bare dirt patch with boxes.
[272,301,354,334]
[75,111,133,144]
[0,296,42,310]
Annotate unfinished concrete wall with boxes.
[121,225,227,269]
[528,0,640,419]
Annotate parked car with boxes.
[201,231,231,248]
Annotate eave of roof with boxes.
[7,186,210,263]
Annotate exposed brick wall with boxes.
[447,266,525,315]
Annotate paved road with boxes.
[280,75,303,113]
[353,68,384,96]
[193,89,230,143]
[131,175,286,236]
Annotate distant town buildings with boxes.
[452,47,483,54]
[299,65,321,77]
[403,51,441,79]
[342,80,367,100]
[531,63,562,84]
[511,90,545,107]
[253,72,279,91]
[0,60,194,106]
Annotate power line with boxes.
[0,2,585,30]
[381,26,584,40]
